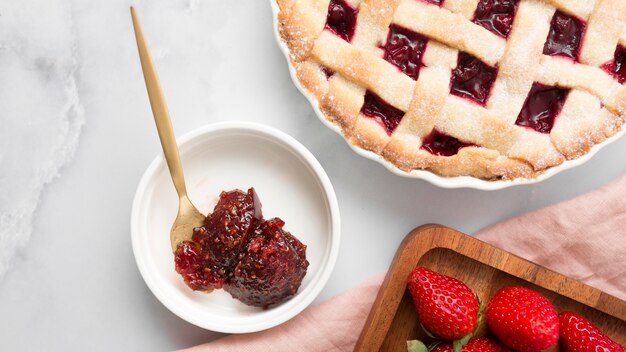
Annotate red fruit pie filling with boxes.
[361,90,405,135]
[602,45,626,84]
[325,0,358,42]
[322,67,335,79]
[421,130,476,156]
[472,0,520,38]
[382,25,428,80]
[174,188,309,308]
[450,52,498,105]
[515,83,568,133]
[543,11,585,61]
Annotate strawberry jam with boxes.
[174,238,225,291]
[174,188,309,308]
[225,218,309,308]
[203,189,261,269]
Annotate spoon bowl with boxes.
[170,196,205,251]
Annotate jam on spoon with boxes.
[175,188,309,308]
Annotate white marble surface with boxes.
[0,1,625,351]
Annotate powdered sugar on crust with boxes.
[274,0,626,180]
[542,0,597,19]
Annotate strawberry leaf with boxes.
[452,333,472,352]
[407,340,428,352]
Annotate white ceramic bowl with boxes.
[131,122,340,333]
[269,0,625,190]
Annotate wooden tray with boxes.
[355,225,626,352]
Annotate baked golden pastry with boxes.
[275,0,626,180]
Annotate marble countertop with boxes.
[1,1,625,351]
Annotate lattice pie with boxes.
[275,0,626,179]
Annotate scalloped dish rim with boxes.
[268,0,625,190]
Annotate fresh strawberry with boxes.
[407,267,479,342]
[429,337,511,352]
[559,311,626,352]
[485,286,559,351]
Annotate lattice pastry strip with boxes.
[602,106,626,138]
[383,0,477,164]
[387,55,454,141]
[276,0,331,61]
[275,0,626,180]
[440,97,564,168]
[382,57,456,168]
[542,0,597,19]
[442,0,480,19]
[551,90,608,158]
[381,0,539,178]
[383,0,556,177]
[351,0,401,53]
[579,0,626,66]
[312,31,415,111]
[323,75,366,130]
[487,0,555,124]
[323,0,405,150]
[537,56,621,112]
[394,0,505,66]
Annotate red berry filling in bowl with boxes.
[174,188,309,308]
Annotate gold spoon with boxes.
[131,6,205,253]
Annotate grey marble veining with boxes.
[1,1,625,351]
[0,0,84,280]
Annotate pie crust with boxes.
[275,0,626,180]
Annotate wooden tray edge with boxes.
[354,224,626,352]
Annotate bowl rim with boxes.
[130,121,341,333]
[268,0,625,191]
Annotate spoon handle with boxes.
[131,6,188,199]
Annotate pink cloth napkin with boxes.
[180,273,386,352]
[475,174,626,301]
[180,174,626,352]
